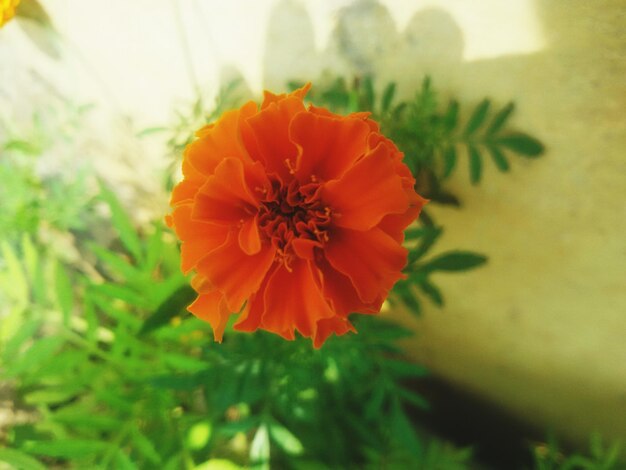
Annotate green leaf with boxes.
[397,389,430,411]
[407,225,442,264]
[442,100,459,132]
[91,283,150,310]
[0,448,46,470]
[54,262,73,326]
[464,99,490,135]
[88,242,141,281]
[268,422,304,456]
[115,450,139,470]
[419,279,444,306]
[390,401,422,457]
[23,386,83,405]
[51,410,122,431]
[487,102,515,135]
[99,183,143,263]
[381,82,396,113]
[468,145,482,185]
[422,251,487,273]
[139,284,196,335]
[22,439,107,458]
[442,145,457,179]
[383,359,429,378]
[496,133,544,157]
[392,282,421,315]
[6,336,65,377]
[250,424,270,469]
[130,427,162,465]
[488,145,510,172]
[360,76,375,111]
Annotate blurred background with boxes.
[1,0,625,468]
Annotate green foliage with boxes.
[1,74,545,469]
[532,434,624,470]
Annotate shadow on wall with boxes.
[259,0,465,96]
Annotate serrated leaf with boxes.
[465,99,490,136]
[497,133,544,157]
[91,283,150,310]
[99,183,143,263]
[419,279,444,306]
[488,145,510,172]
[22,439,107,458]
[442,145,457,178]
[268,422,304,456]
[51,410,121,431]
[139,284,196,335]
[0,448,46,470]
[487,102,515,135]
[381,82,396,113]
[468,145,482,185]
[422,251,487,273]
[365,381,387,420]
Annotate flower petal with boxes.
[322,142,408,231]
[197,232,275,312]
[246,96,305,180]
[290,112,370,183]
[238,216,262,255]
[169,204,229,273]
[325,227,407,303]
[186,102,257,176]
[313,317,356,348]
[193,157,259,225]
[317,256,382,316]
[262,83,311,109]
[261,259,334,338]
[188,291,231,342]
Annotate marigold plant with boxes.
[167,84,425,347]
[0,0,20,27]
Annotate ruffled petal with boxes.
[187,291,231,342]
[317,256,381,316]
[322,142,408,231]
[290,112,370,183]
[169,204,229,273]
[313,316,356,349]
[260,259,334,339]
[193,157,259,224]
[262,83,311,109]
[246,96,305,181]
[186,102,257,177]
[197,232,275,312]
[325,227,407,303]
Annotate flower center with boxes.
[258,179,331,264]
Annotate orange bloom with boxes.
[167,84,426,347]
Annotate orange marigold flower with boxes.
[0,0,20,27]
[167,83,426,347]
